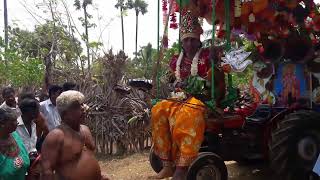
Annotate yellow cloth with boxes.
[151,97,206,166]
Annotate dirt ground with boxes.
[99,152,272,180]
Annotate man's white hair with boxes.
[56,90,85,115]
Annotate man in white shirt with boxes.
[16,98,39,154]
[40,85,63,131]
[0,87,21,117]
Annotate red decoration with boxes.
[173,0,320,43]
[313,16,320,32]
[162,0,168,26]
[217,29,225,39]
[162,0,167,11]
[222,64,232,73]
[170,12,178,29]
[310,33,318,44]
[169,1,178,29]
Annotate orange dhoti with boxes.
[151,97,206,167]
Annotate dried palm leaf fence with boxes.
[78,50,154,155]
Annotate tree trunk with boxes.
[120,7,125,51]
[44,54,53,92]
[84,5,91,77]
[109,140,113,155]
[135,11,139,58]
[44,0,57,90]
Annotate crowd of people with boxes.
[0,83,109,180]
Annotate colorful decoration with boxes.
[162,0,168,12]
[273,63,309,106]
[170,12,178,29]
[172,0,319,45]
[162,0,169,48]
[221,47,253,72]
[170,1,178,29]
[179,9,203,40]
[162,0,168,25]
[251,61,276,105]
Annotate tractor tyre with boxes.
[269,110,320,180]
[149,146,163,173]
[187,152,228,180]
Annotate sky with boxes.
[0,0,319,58]
[0,0,180,57]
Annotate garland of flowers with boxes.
[162,0,168,24]
[175,48,202,82]
[162,0,169,48]
[170,1,178,29]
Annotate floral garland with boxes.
[175,48,202,82]
[169,1,178,29]
[162,0,168,24]
[162,0,169,48]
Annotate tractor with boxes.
[147,60,320,180]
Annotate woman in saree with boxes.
[0,108,30,180]
[150,8,226,180]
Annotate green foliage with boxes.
[0,21,84,88]
[115,0,128,10]
[185,75,206,95]
[127,0,148,15]
[230,65,253,89]
[126,43,157,79]
[125,41,180,79]
[74,0,92,9]
[163,42,179,65]
[0,49,44,88]
[9,23,83,62]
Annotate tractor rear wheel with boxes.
[269,110,320,180]
[149,146,163,173]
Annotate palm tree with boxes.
[74,0,93,76]
[127,0,148,58]
[115,0,127,51]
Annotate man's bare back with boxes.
[41,124,102,180]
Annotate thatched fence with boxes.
[79,50,153,155]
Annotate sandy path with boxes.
[99,152,272,180]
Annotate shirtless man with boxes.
[40,90,108,180]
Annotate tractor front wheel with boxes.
[269,110,320,180]
[187,152,228,180]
